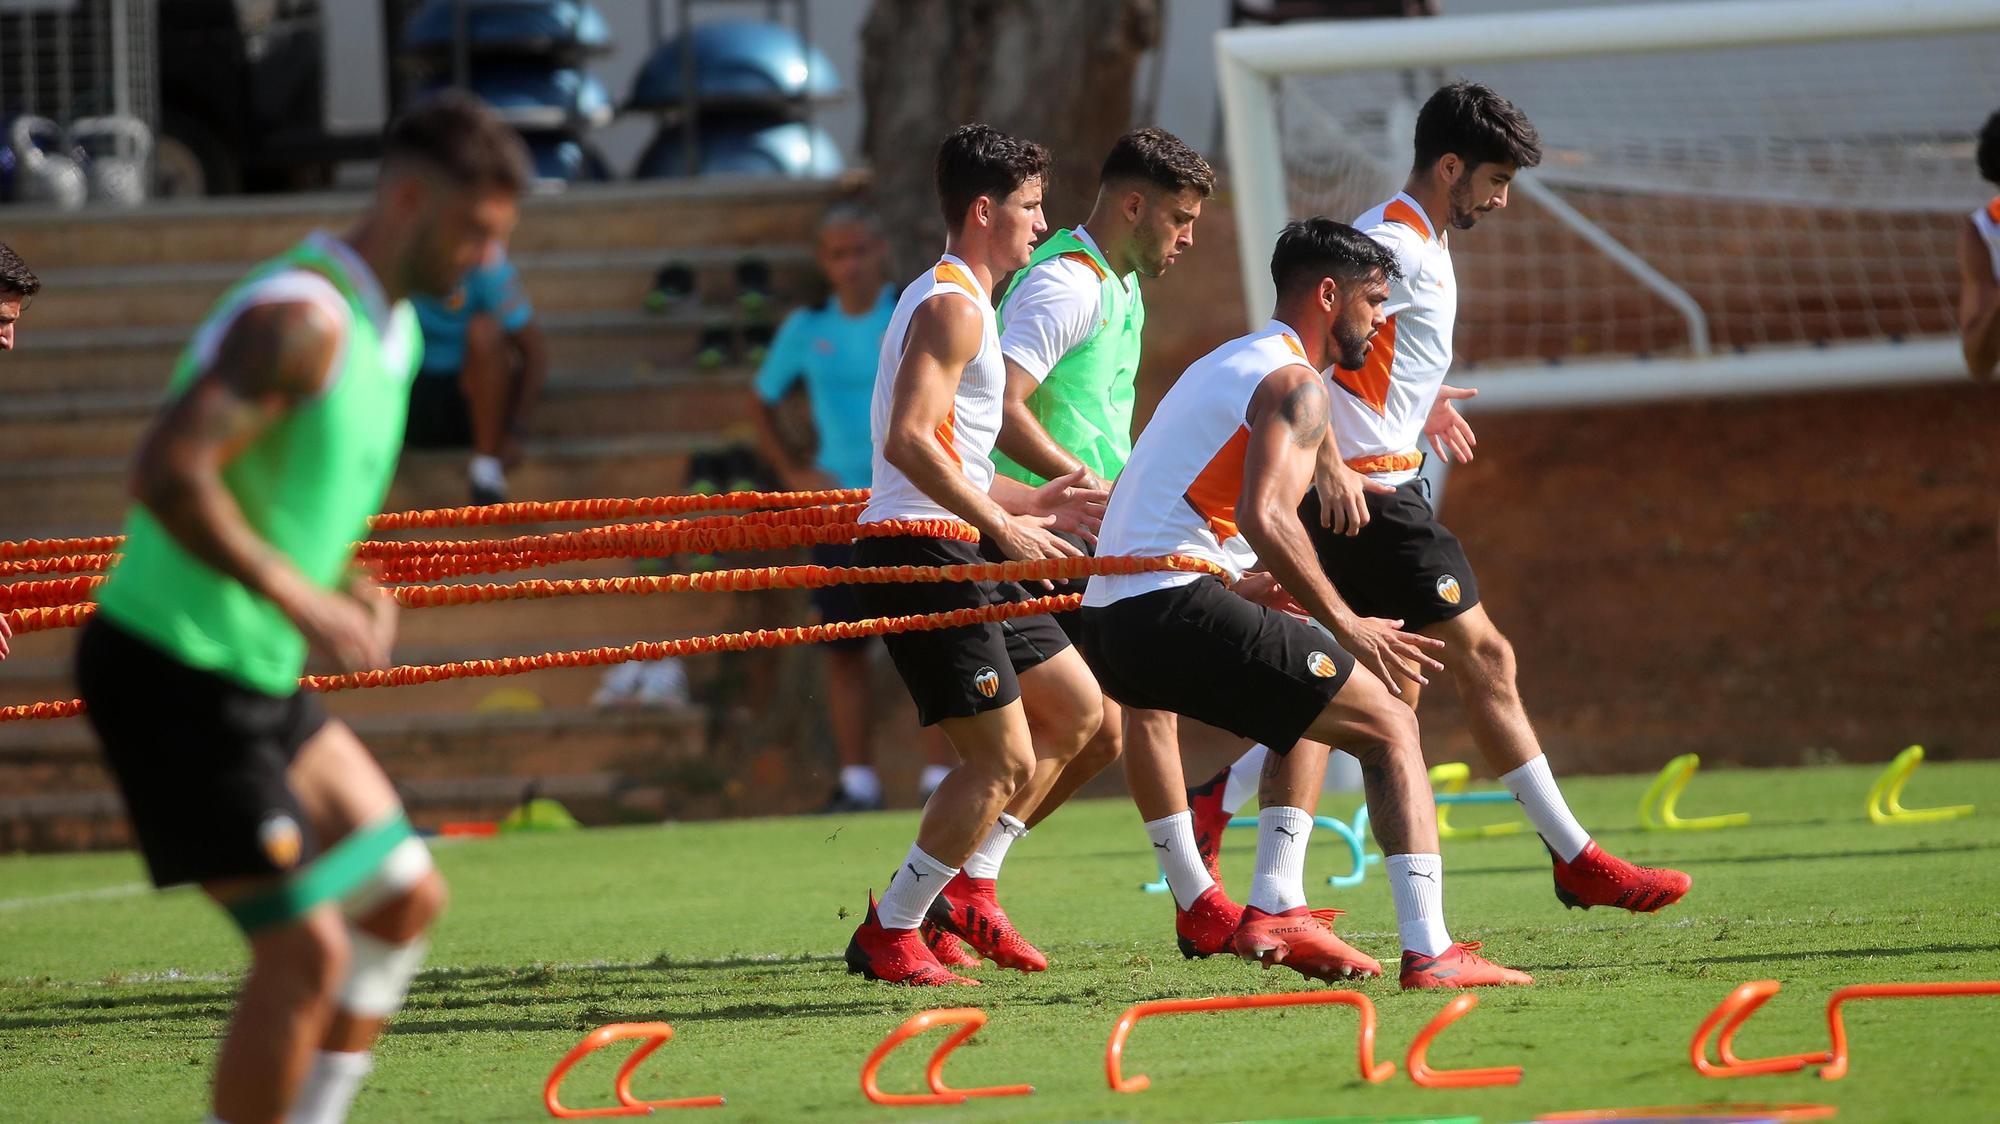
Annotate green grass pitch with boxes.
[5,761,2000,1122]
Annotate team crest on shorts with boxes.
[973,666,1001,698]
[1436,575,1463,605]
[258,813,302,871]
[1306,651,1339,678]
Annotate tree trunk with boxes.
[860,0,1161,279]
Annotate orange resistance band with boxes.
[4,554,1224,635]
[0,593,1082,723]
[0,489,875,562]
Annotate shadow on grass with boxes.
[0,957,1127,1035]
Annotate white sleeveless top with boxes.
[860,255,1005,525]
[1330,192,1457,486]
[1084,320,1310,606]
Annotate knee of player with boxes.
[1354,699,1423,762]
[256,909,352,996]
[1465,628,1518,686]
[996,743,1038,793]
[379,870,448,939]
[346,832,445,943]
[1078,715,1123,768]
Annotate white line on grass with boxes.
[0,881,148,912]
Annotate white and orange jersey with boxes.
[1973,196,2000,281]
[1328,191,1457,486]
[861,254,1005,525]
[1084,320,1311,607]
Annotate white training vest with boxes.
[861,255,1005,525]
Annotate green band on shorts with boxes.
[225,811,415,933]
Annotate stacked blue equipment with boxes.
[401,0,614,188]
[628,18,844,181]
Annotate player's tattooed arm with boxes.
[1278,379,1328,448]
[132,299,389,670]
[1241,366,1442,694]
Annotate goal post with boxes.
[1215,0,2000,410]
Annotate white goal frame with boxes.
[1214,0,2000,410]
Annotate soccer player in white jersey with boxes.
[1196,82,1691,917]
[1082,217,1528,988]
[1959,109,2000,382]
[843,124,1110,986]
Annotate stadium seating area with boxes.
[0,176,862,849]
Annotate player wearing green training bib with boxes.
[74,94,528,1124]
[986,129,1218,877]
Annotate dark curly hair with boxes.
[0,242,38,300]
[1413,80,1542,173]
[1271,217,1402,297]
[935,123,1051,231]
[1978,109,2000,187]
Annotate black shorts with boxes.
[1301,477,1479,630]
[809,541,873,652]
[75,616,328,889]
[851,534,1071,726]
[978,528,1091,643]
[404,371,474,449]
[1078,577,1355,752]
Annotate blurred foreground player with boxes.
[75,93,528,1123]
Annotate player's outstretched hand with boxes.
[1425,385,1479,464]
[282,579,391,673]
[1028,465,1108,543]
[1334,615,1446,696]
[347,578,400,661]
[1316,462,1395,537]
[0,610,11,661]
[1234,572,1306,616]
[991,513,1085,591]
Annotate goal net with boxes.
[1216,0,2000,407]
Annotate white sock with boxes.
[1222,744,1269,814]
[1247,806,1313,914]
[960,813,1026,879]
[876,843,956,930]
[1386,853,1453,956]
[287,1049,375,1124]
[1143,811,1214,909]
[918,764,953,799]
[468,454,507,491]
[1501,755,1591,862]
[839,765,881,803]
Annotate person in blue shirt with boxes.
[750,203,954,812]
[407,247,548,503]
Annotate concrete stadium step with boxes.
[1,177,850,270]
[0,705,711,851]
[0,433,718,533]
[0,370,757,462]
[25,245,819,332]
[0,308,759,394]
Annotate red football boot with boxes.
[1552,841,1691,913]
[1399,941,1533,989]
[1187,764,1233,888]
[844,895,979,986]
[921,921,983,972]
[932,872,1049,972]
[1175,884,1244,960]
[1230,905,1382,982]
